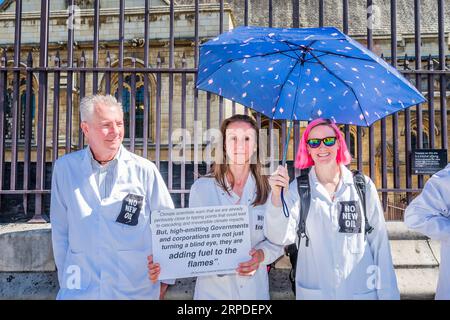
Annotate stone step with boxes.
[268,267,440,300]
[386,221,428,240]
[390,239,440,269]
[0,223,54,272]
[3,266,437,300]
[165,265,440,300]
[0,222,441,300]
[266,237,441,300]
[395,268,439,300]
[272,239,441,270]
[0,272,58,300]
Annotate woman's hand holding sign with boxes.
[236,248,264,276]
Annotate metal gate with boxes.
[0,0,448,222]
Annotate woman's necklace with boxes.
[327,183,338,201]
[317,169,340,201]
[330,189,337,201]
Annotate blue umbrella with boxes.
[197,26,426,218]
[197,26,426,159]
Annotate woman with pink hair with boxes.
[265,118,400,300]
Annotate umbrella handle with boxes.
[280,120,293,218]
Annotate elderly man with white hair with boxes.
[50,94,174,299]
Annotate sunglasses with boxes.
[307,136,337,148]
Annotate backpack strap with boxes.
[285,167,311,295]
[296,167,312,247]
[351,170,374,236]
[284,243,298,294]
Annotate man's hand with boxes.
[147,255,161,283]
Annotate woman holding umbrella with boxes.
[148,114,284,300]
[266,118,400,300]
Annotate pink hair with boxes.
[294,118,352,169]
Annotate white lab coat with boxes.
[188,174,285,300]
[264,165,400,300]
[50,146,174,300]
[404,164,450,300]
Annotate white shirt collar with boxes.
[87,145,122,170]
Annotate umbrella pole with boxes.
[282,120,294,165]
[280,120,293,218]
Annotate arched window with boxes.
[411,131,429,150]
[114,74,146,139]
[5,78,36,141]
[106,58,155,142]
[403,118,439,151]
[113,74,149,140]
[19,89,36,139]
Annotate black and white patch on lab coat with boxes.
[116,193,144,226]
[338,201,362,233]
